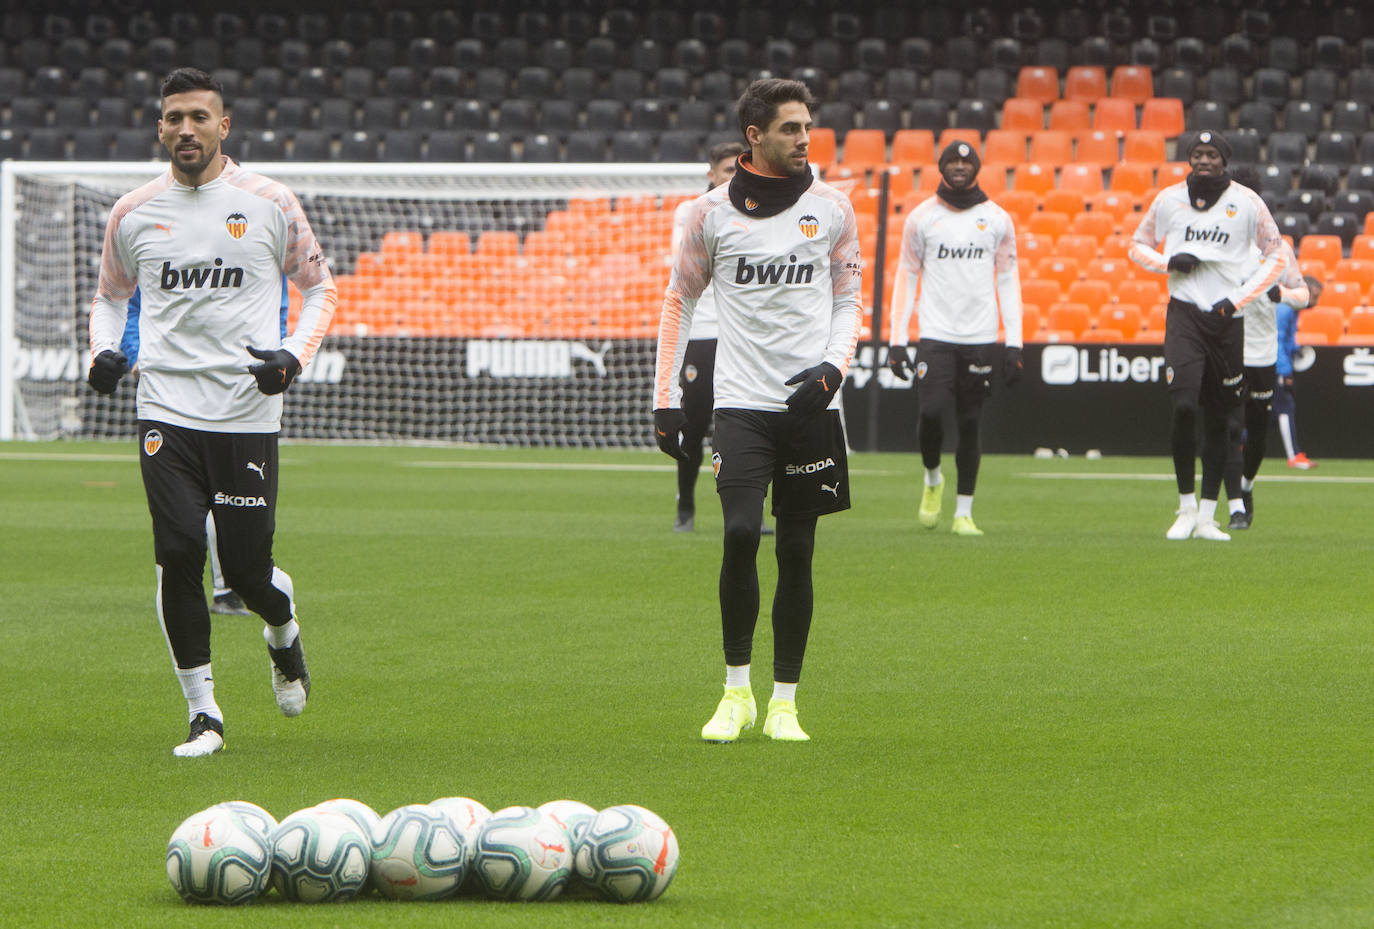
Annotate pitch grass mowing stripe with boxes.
[0,443,1371,929]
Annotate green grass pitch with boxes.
[1,441,1372,928]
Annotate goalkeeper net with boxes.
[1,161,724,445]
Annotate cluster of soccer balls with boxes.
[166,796,679,905]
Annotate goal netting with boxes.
[1,161,728,445]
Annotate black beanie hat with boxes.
[938,140,981,176]
[1187,130,1232,165]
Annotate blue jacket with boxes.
[1275,301,1298,377]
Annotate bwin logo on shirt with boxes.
[159,259,245,290]
[1183,225,1230,246]
[733,255,815,285]
[935,243,986,259]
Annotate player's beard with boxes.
[173,140,219,179]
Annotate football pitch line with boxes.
[401,459,902,476]
[1021,471,1374,484]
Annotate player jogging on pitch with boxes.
[87,68,336,756]
[886,141,1023,536]
[1130,130,1284,542]
[654,78,863,742]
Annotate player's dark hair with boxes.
[708,141,747,165]
[736,78,816,139]
[160,68,223,103]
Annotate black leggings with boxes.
[1170,392,1229,499]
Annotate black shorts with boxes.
[1243,363,1276,405]
[1164,299,1244,415]
[712,408,850,519]
[915,339,999,417]
[679,339,716,442]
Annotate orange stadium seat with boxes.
[1086,257,1135,288]
[1087,191,1138,220]
[427,230,471,256]
[1092,97,1138,134]
[839,128,887,175]
[1156,162,1189,186]
[1068,278,1113,308]
[1021,305,1044,342]
[1056,234,1100,265]
[1012,162,1055,194]
[1047,301,1092,338]
[381,230,425,256]
[1139,97,1185,137]
[1016,66,1060,105]
[914,166,941,193]
[1001,97,1045,132]
[1298,306,1345,343]
[1080,327,1124,342]
[1076,129,1119,165]
[1344,308,1374,342]
[1071,210,1117,239]
[1299,258,1329,282]
[808,127,836,170]
[1350,235,1374,261]
[978,164,1010,195]
[1299,234,1343,266]
[1043,189,1088,216]
[1108,162,1155,196]
[1064,66,1108,103]
[984,129,1029,164]
[1029,130,1074,166]
[995,189,1038,224]
[1111,65,1155,104]
[1118,211,1147,236]
[1021,277,1062,309]
[1036,256,1081,289]
[1048,100,1092,133]
[890,129,935,168]
[1319,280,1364,314]
[1029,211,1072,239]
[1104,303,1146,341]
[475,230,520,256]
[1118,279,1165,313]
[1365,212,1374,236]
[884,166,915,203]
[1018,232,1055,265]
[1099,233,1135,258]
[1333,258,1374,291]
[1123,131,1167,163]
[1061,163,1106,194]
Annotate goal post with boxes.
[1,160,718,445]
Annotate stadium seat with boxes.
[1139,98,1184,137]
[890,129,934,168]
[1021,305,1044,342]
[984,130,1028,164]
[1085,257,1134,288]
[1055,233,1098,265]
[1072,210,1118,240]
[1203,66,1243,107]
[1297,306,1345,344]
[1087,192,1137,221]
[1283,190,1328,222]
[1048,99,1092,133]
[1035,257,1081,290]
[1098,303,1143,339]
[1017,232,1055,264]
[1015,65,1059,105]
[1064,66,1107,103]
[839,128,886,175]
[1110,65,1154,104]
[1046,302,1091,338]
[1157,67,1197,107]
[908,99,950,134]
[1331,100,1372,134]
[1316,211,1361,249]
[1012,162,1055,195]
[1029,130,1073,166]
[1251,67,1290,109]
[807,127,836,171]
[1074,130,1118,165]
[1344,309,1374,343]
[954,100,996,133]
[1001,97,1044,132]
[1060,163,1105,194]
[1029,211,1071,239]
[1092,98,1137,135]
[1123,131,1166,164]
[1319,280,1365,314]
[995,189,1037,224]
[1068,278,1113,308]
[1119,278,1163,310]
[1236,101,1278,138]
[1334,258,1374,290]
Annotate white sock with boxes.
[1228,497,1246,515]
[924,467,942,487]
[724,664,750,688]
[771,681,797,702]
[175,662,222,724]
[1240,476,1254,493]
[1179,492,1198,511]
[955,494,973,519]
[263,618,300,650]
[1199,498,1218,522]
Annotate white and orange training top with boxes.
[655,177,863,412]
[887,195,1022,349]
[1242,239,1307,367]
[89,156,337,433]
[1129,179,1285,314]
[671,196,719,341]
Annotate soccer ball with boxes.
[430,796,491,894]
[214,800,277,840]
[371,804,468,901]
[269,807,371,903]
[574,804,680,903]
[166,802,274,905]
[537,799,597,849]
[314,798,381,844]
[471,805,572,901]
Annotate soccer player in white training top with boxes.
[1130,131,1284,542]
[654,78,863,742]
[87,68,337,756]
[1221,166,1309,531]
[886,141,1023,536]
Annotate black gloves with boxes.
[1004,345,1023,387]
[1167,253,1200,273]
[653,408,686,460]
[246,346,301,395]
[887,345,914,381]
[1267,284,1282,302]
[87,350,128,395]
[1212,298,1237,318]
[784,362,842,418]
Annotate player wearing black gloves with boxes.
[246,346,301,395]
[886,141,1024,536]
[1130,130,1285,541]
[653,79,862,743]
[87,349,129,394]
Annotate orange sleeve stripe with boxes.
[654,290,685,409]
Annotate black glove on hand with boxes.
[87,350,128,395]
[1212,298,1237,319]
[1004,345,1023,387]
[1167,252,1200,274]
[653,408,686,460]
[887,345,914,381]
[784,362,843,418]
[1267,284,1282,302]
[246,346,301,395]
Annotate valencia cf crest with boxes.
[1225,203,1237,218]
[798,214,819,238]
[976,217,988,231]
[225,212,248,239]
[712,451,722,479]
[916,361,928,379]
[684,364,698,383]
[1195,199,1206,208]
[744,197,759,212]
[143,429,163,457]
[1165,366,1175,385]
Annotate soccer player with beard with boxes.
[87,68,336,755]
[1130,131,1285,541]
[886,142,1023,536]
[653,79,862,742]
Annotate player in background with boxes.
[653,78,862,742]
[1274,275,1323,470]
[87,68,336,756]
[886,142,1023,536]
[123,284,292,613]
[1220,167,1309,531]
[669,140,747,533]
[1129,131,1284,542]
